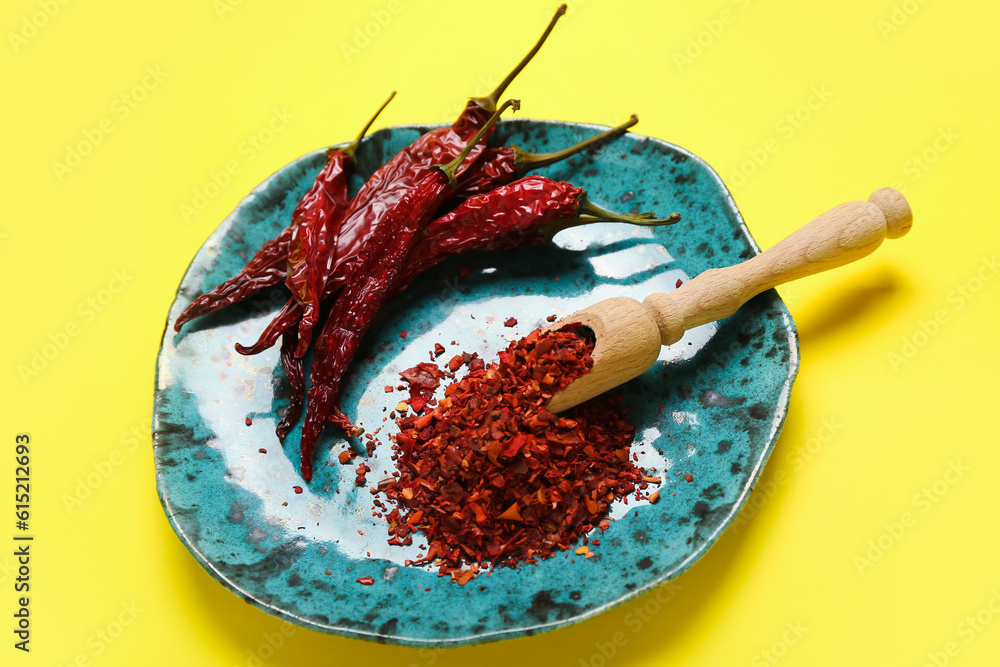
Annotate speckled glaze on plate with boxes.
[153,119,799,646]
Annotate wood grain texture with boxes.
[546,188,912,412]
[543,297,661,414]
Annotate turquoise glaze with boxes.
[153,120,799,646]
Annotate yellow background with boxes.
[3,0,998,664]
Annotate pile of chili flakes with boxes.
[379,326,650,583]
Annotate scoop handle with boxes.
[643,187,912,345]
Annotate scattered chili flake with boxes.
[356,577,375,586]
[399,362,446,414]
[400,331,408,340]
[355,462,371,487]
[434,343,446,357]
[675,279,683,288]
[325,570,332,575]
[684,474,694,482]
[503,317,518,327]
[293,486,303,494]
[245,417,252,426]
[499,503,524,522]
[338,450,353,464]
[380,326,642,579]
[599,520,610,530]
[384,385,393,393]
[546,314,557,322]
[258,448,267,454]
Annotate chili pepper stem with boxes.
[575,193,679,224]
[512,114,639,173]
[432,99,520,187]
[541,196,681,241]
[470,5,567,113]
[341,90,397,159]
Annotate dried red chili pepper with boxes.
[286,91,396,356]
[296,100,521,480]
[382,326,642,579]
[452,114,638,200]
[391,176,680,293]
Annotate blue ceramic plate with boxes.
[154,119,799,646]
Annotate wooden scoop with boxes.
[544,187,912,413]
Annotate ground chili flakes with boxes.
[381,326,643,582]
